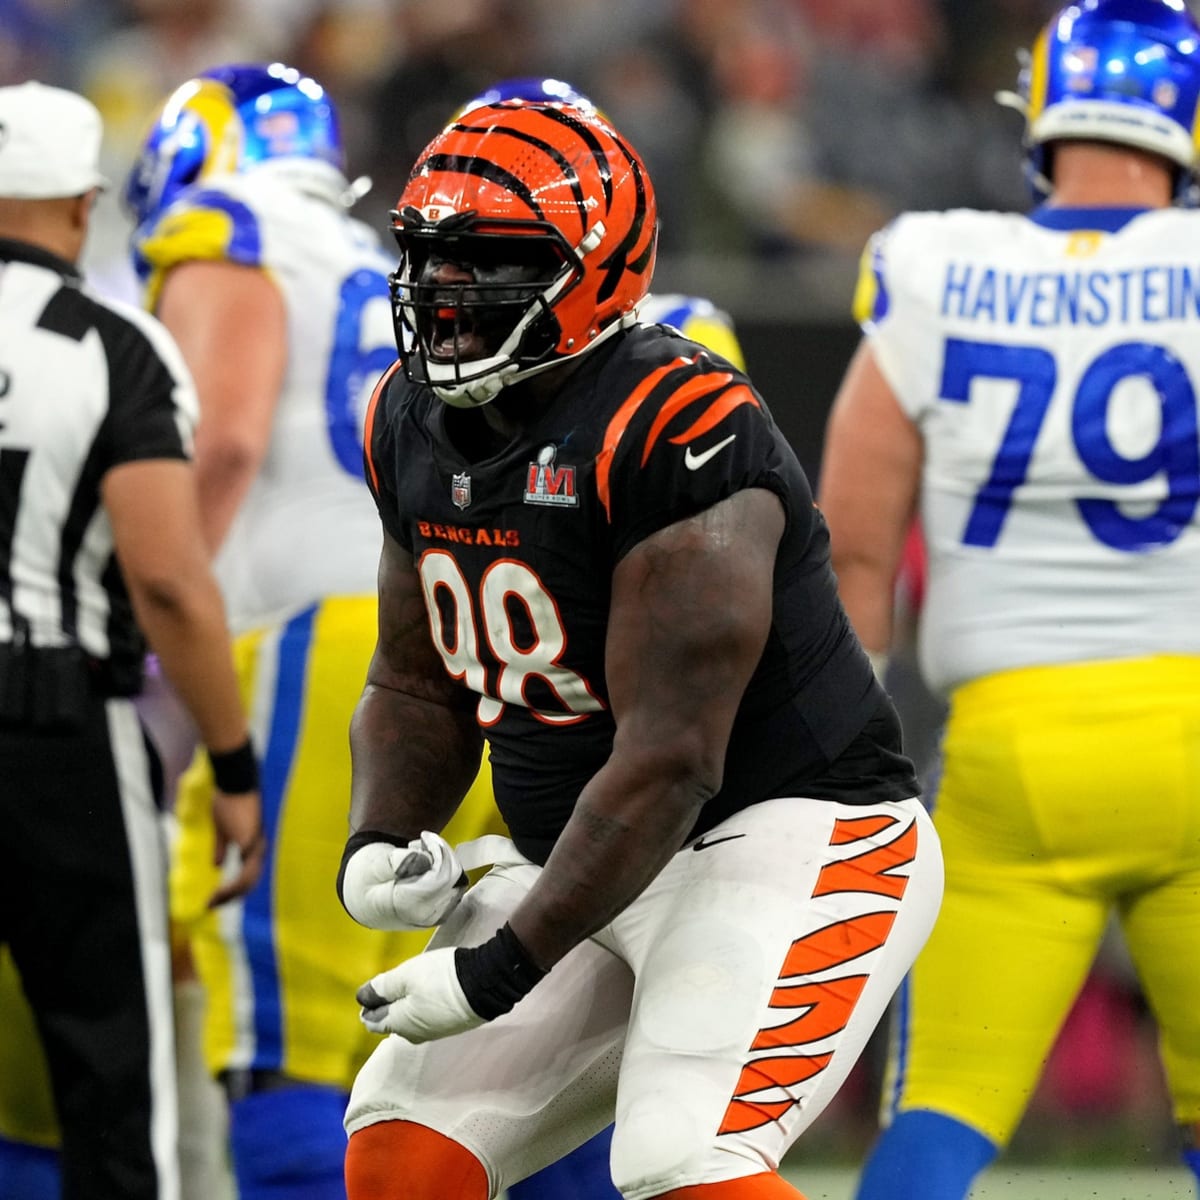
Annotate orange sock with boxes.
[345,1119,489,1200]
[654,1174,807,1199]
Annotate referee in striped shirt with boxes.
[0,82,266,1199]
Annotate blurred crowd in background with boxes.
[2,0,1179,1170]
[2,0,1057,309]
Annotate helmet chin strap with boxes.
[436,363,520,408]
[432,315,635,408]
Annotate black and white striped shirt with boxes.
[0,237,197,693]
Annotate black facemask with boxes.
[392,229,570,394]
[406,234,563,360]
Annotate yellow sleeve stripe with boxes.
[138,193,265,309]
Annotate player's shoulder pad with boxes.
[595,327,766,518]
[364,359,430,457]
[135,175,267,276]
[638,292,716,326]
[853,209,1000,327]
[638,292,745,370]
[362,359,404,493]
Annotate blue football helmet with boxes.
[455,76,600,120]
[123,61,345,229]
[1002,0,1200,200]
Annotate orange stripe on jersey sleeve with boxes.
[668,383,761,445]
[362,360,403,495]
[596,357,691,519]
[640,372,733,464]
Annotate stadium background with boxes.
[2,0,1192,1191]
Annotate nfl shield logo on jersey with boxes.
[451,472,472,510]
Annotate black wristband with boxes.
[454,923,547,1021]
[335,829,414,912]
[208,738,258,794]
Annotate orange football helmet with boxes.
[389,100,658,407]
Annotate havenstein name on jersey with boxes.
[941,259,1200,327]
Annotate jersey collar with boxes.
[0,237,82,283]
[1028,205,1151,233]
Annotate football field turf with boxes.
[782,1164,1195,1199]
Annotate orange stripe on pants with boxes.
[813,819,916,899]
[779,911,897,977]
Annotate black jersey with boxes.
[366,324,918,863]
[0,238,196,708]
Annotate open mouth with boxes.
[428,305,489,361]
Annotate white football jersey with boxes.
[136,162,397,629]
[857,206,1200,693]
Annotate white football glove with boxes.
[340,831,467,931]
[358,948,484,1043]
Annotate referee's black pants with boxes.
[0,691,178,1199]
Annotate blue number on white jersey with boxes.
[325,267,394,478]
[940,336,1199,552]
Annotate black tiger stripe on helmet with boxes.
[391,99,659,408]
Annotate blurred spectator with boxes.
[361,0,537,226]
[82,0,262,169]
[224,0,389,76]
[525,0,672,77]
[801,0,1051,214]
[575,44,705,254]
[71,0,262,300]
[0,0,114,88]
[697,0,894,257]
[285,1,394,184]
[796,0,944,73]
[5,0,1064,271]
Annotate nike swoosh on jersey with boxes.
[691,833,746,851]
[684,433,737,470]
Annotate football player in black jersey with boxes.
[336,99,944,1200]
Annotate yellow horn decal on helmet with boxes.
[1026,26,1052,123]
[177,78,244,181]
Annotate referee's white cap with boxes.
[0,82,110,199]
